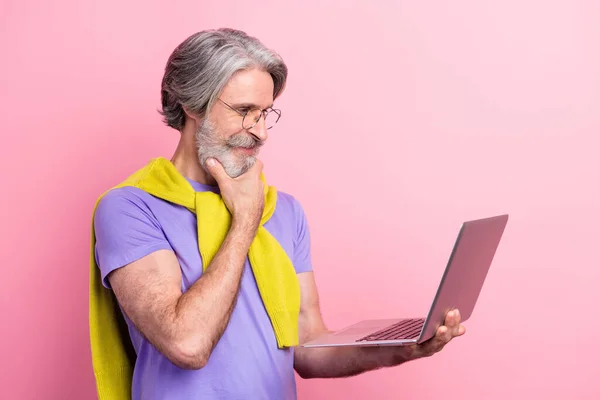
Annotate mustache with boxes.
[226,133,263,149]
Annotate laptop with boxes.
[301,214,509,348]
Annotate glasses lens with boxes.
[265,110,281,129]
[242,109,262,130]
[242,109,281,130]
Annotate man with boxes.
[91,28,465,400]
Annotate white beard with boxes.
[195,119,260,178]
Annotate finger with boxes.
[444,309,458,327]
[249,158,264,174]
[445,309,462,335]
[205,158,229,183]
[437,325,453,343]
[452,309,463,335]
[426,325,450,353]
[454,309,461,325]
[418,311,465,357]
[444,311,466,338]
[419,328,447,356]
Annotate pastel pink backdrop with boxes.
[1,0,599,399]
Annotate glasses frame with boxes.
[218,98,281,130]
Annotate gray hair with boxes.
[160,28,288,131]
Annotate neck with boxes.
[170,124,217,186]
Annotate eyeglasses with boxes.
[218,98,281,130]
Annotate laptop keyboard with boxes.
[355,318,425,342]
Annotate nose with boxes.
[247,115,268,142]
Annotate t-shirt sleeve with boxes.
[292,197,313,274]
[93,187,173,289]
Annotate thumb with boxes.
[205,158,228,183]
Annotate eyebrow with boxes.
[229,102,274,110]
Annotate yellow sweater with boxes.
[89,157,301,399]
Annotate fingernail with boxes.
[207,158,215,166]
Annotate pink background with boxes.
[1,0,599,399]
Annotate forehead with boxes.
[219,68,274,108]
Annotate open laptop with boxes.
[301,214,509,348]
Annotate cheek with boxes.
[223,127,246,141]
[213,117,244,139]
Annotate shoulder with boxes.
[96,185,154,210]
[93,185,168,247]
[93,186,173,288]
[94,186,159,225]
[276,190,309,222]
[275,189,313,272]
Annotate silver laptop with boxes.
[301,214,509,348]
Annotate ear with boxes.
[182,105,201,123]
[180,106,205,135]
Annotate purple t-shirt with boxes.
[93,178,313,400]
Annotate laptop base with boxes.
[301,318,426,348]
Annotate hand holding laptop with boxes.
[359,308,466,367]
[401,308,466,361]
[301,215,508,350]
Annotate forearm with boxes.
[294,343,412,379]
[170,218,257,366]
